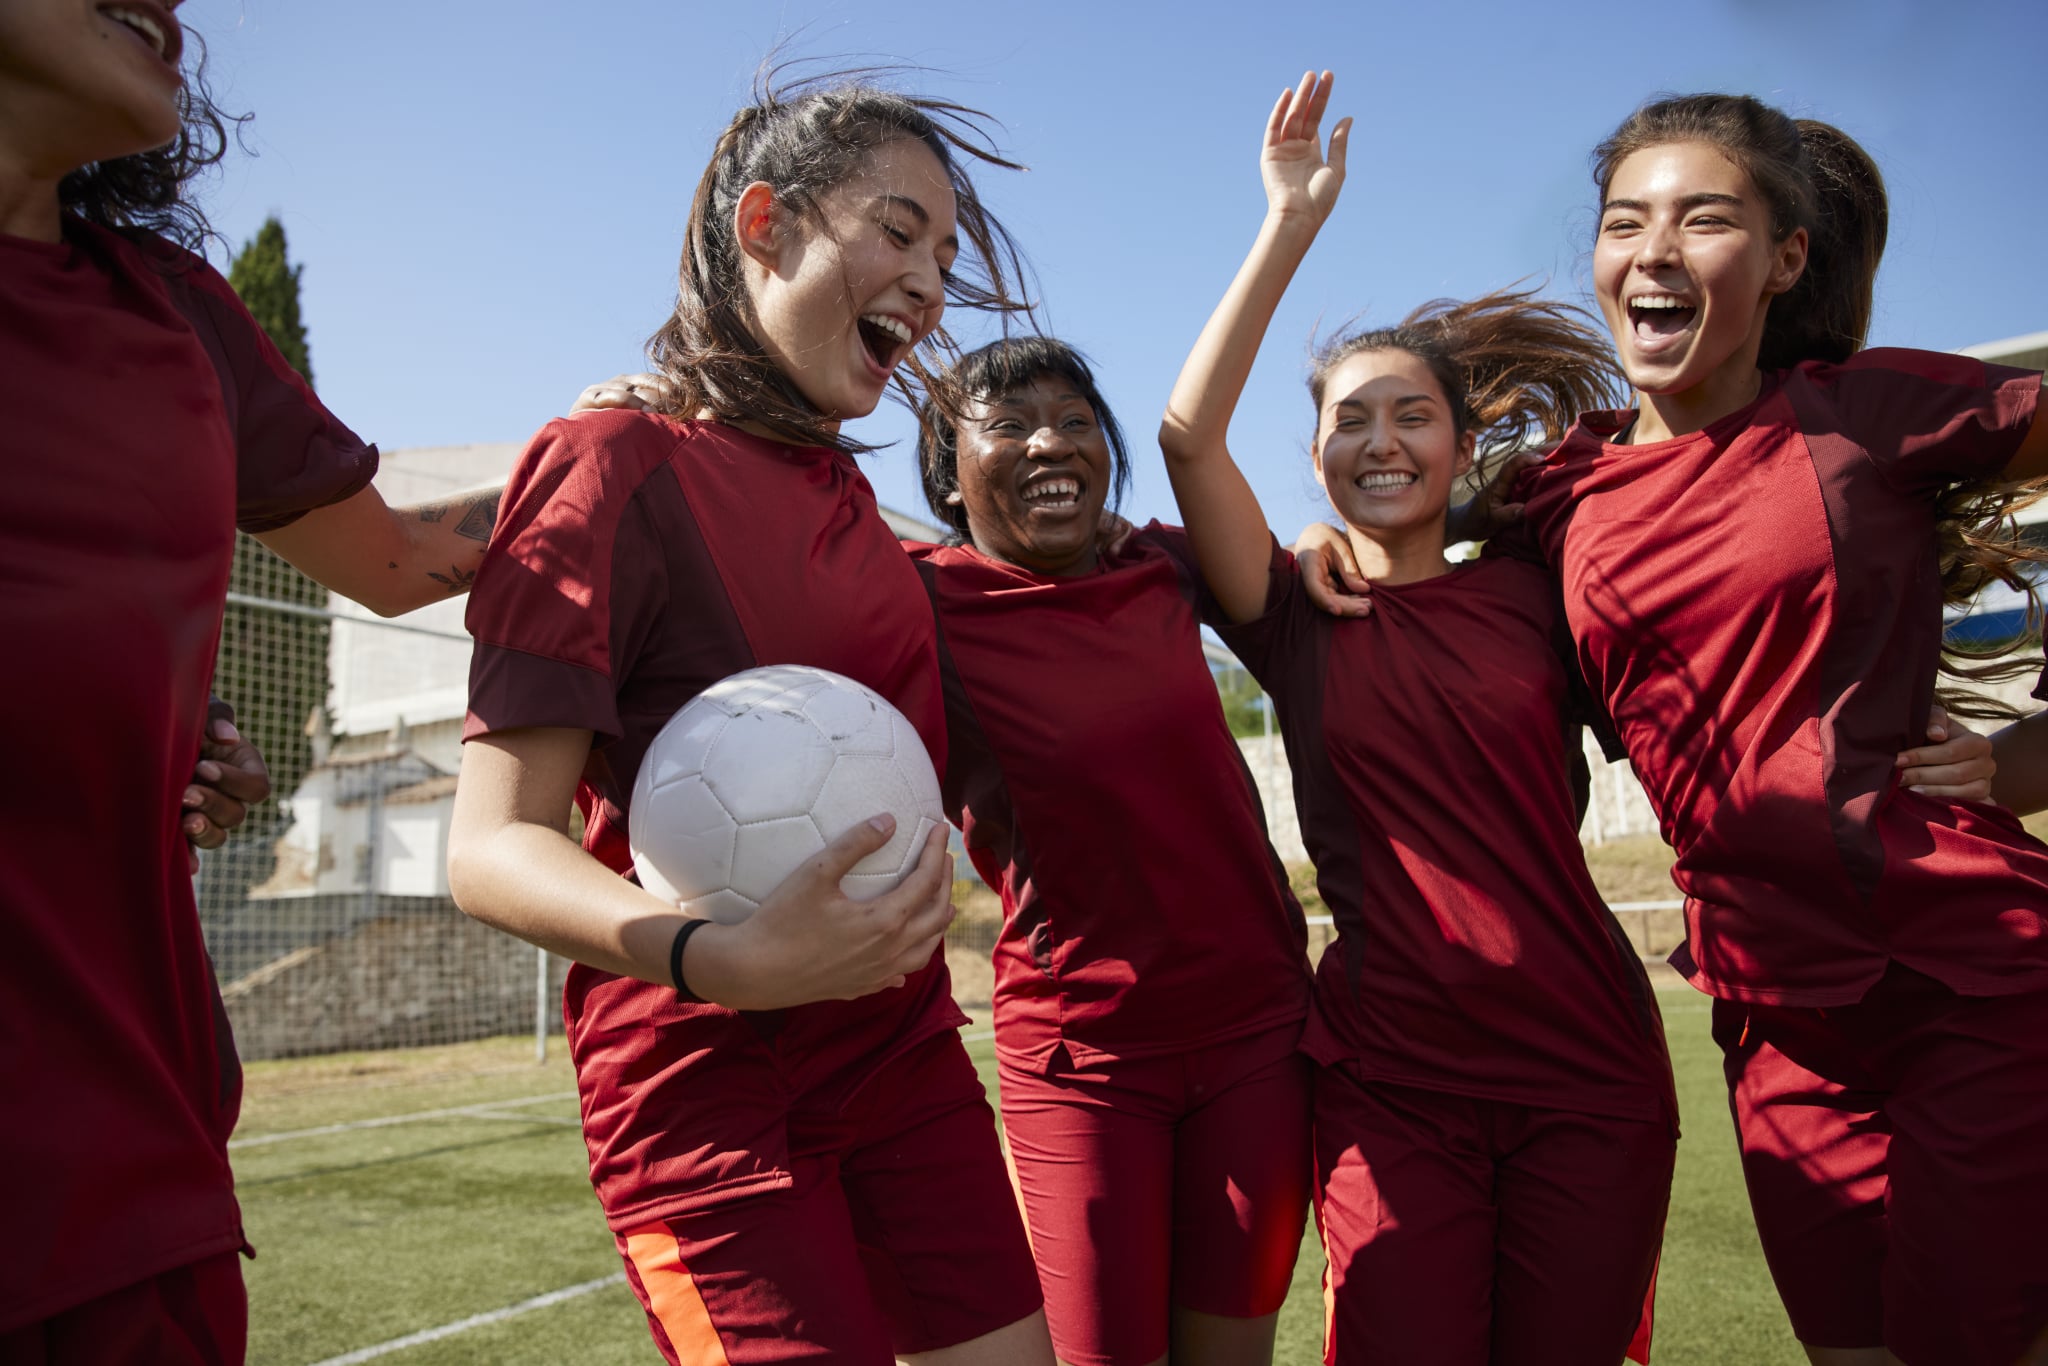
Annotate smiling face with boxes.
[1594,141,1808,411]
[1312,347,1473,546]
[739,137,958,429]
[953,376,1115,576]
[0,0,186,181]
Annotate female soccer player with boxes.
[1156,72,1679,1365]
[0,4,507,1357]
[909,336,1314,1366]
[445,76,1052,1366]
[1486,94,2048,1366]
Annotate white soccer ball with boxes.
[629,665,946,924]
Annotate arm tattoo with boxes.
[416,503,450,523]
[454,493,500,544]
[427,565,478,592]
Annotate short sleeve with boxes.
[154,254,379,532]
[463,414,675,745]
[1212,538,1319,694]
[1798,348,2041,496]
[1133,522,1239,630]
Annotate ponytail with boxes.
[1591,94,1886,372]
[1309,288,1626,478]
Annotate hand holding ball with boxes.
[629,666,947,923]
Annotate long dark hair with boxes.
[646,66,1032,456]
[1595,93,2047,716]
[916,335,1131,538]
[58,29,246,253]
[1310,289,1625,486]
[1593,93,1885,373]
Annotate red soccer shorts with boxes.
[0,1249,246,1366]
[996,1024,1313,1366]
[1314,1063,1673,1366]
[1714,962,2048,1365]
[616,1028,1040,1365]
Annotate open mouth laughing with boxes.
[857,312,915,375]
[100,2,183,67]
[1625,292,1698,347]
[1019,473,1084,512]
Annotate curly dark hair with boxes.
[645,63,1034,457]
[58,28,247,252]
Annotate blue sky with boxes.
[183,0,2047,535]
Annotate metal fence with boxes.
[198,537,568,1061]
[200,539,1680,1064]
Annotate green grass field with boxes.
[233,985,1803,1365]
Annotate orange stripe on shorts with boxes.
[622,1228,732,1366]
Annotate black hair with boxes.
[59,29,247,252]
[916,335,1131,538]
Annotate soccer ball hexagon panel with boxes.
[628,665,946,924]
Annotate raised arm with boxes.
[1158,70,1350,624]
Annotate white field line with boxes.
[228,1091,578,1150]
[304,1273,627,1366]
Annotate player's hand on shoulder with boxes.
[682,817,955,1011]
[1095,511,1137,557]
[571,372,674,416]
[1295,522,1372,619]
[183,698,273,874]
[1896,704,1996,802]
[1444,449,1538,546]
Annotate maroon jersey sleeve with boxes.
[465,415,676,746]
[148,243,379,532]
[1800,348,2041,496]
[1204,537,1319,691]
[1132,522,1239,629]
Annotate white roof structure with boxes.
[1959,330,2048,372]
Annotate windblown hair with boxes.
[1596,93,2047,716]
[646,65,1033,456]
[58,30,245,253]
[1309,289,1626,483]
[916,335,1131,539]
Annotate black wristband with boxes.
[668,918,714,1003]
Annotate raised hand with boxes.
[1262,69,1351,229]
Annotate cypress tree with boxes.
[207,217,333,928]
[227,216,313,384]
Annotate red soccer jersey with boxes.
[1511,349,2047,1006]
[1221,548,1674,1126]
[909,526,1311,1072]
[0,219,376,1329]
[464,411,965,1229]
